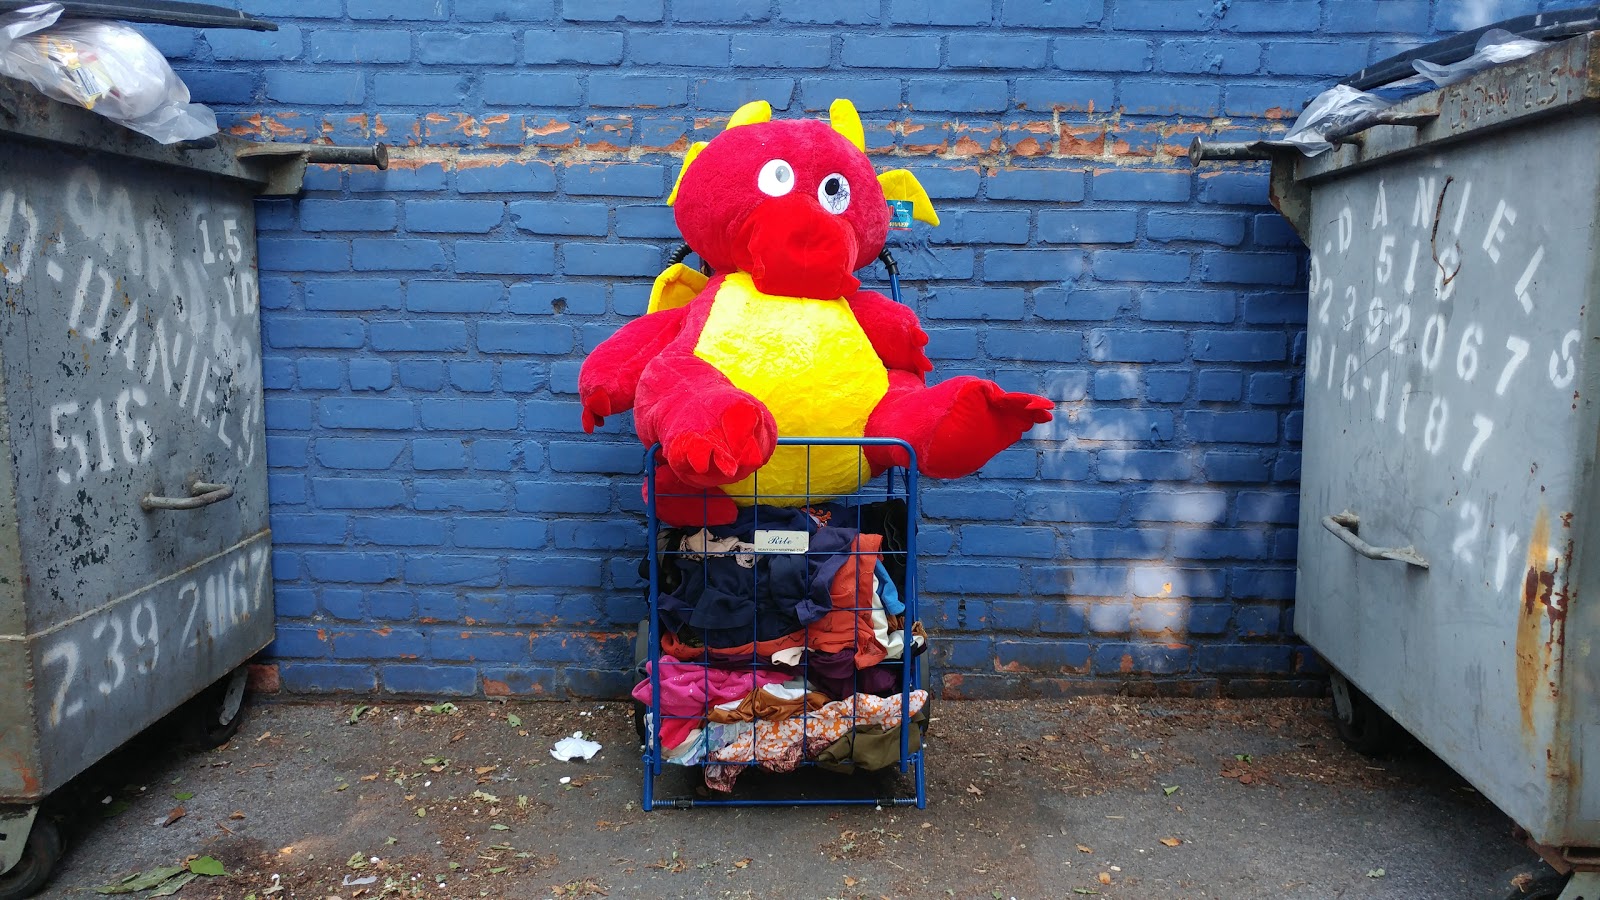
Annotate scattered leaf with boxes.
[1367,868,1386,878]
[1076,844,1092,854]
[173,791,194,802]
[965,784,984,797]
[229,811,245,820]
[1238,773,1254,785]
[1160,837,1182,848]
[422,702,458,716]
[347,705,373,725]
[360,773,379,782]
[1162,785,1180,796]
[471,790,501,804]
[490,824,511,831]
[188,857,226,877]
[416,807,427,818]
[734,858,751,869]
[474,766,498,776]
[162,807,186,827]
[96,865,187,894]
[1098,872,1112,885]
[347,852,368,870]
[507,713,523,728]
[335,783,350,792]
[101,799,132,819]
[844,876,858,887]
[1071,890,1099,896]
[449,729,467,743]
[1234,753,1252,763]
[421,756,447,767]
[149,872,198,897]
[489,867,508,874]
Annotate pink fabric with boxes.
[632,660,788,750]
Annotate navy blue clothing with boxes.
[657,505,858,649]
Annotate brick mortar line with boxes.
[230,111,1282,168]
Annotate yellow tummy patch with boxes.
[693,273,888,504]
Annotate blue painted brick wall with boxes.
[158,0,1570,699]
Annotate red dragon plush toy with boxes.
[579,99,1054,526]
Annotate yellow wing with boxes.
[877,169,939,227]
[647,263,710,314]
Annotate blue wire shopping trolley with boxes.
[635,437,929,809]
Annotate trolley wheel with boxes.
[1490,860,1568,900]
[0,817,62,900]
[1329,671,1400,756]
[181,666,250,750]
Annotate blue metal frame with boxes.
[641,436,927,809]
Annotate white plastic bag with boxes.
[0,2,216,143]
[550,731,601,762]
[1281,84,1391,157]
[1413,28,1544,88]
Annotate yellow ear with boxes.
[666,141,707,206]
[725,100,772,130]
[647,263,710,314]
[877,169,939,227]
[828,98,865,152]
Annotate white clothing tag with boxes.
[754,530,809,553]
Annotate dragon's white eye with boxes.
[757,159,795,197]
[817,173,851,214]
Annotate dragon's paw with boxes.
[662,396,775,488]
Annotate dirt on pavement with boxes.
[30,696,1533,899]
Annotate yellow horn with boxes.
[725,100,772,130]
[667,141,707,206]
[828,98,866,152]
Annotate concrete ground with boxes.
[28,696,1537,900]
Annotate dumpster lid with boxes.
[1341,4,1600,92]
[1296,30,1600,184]
[0,0,274,31]
[0,75,386,195]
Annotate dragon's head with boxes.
[668,99,937,300]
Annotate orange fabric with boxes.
[809,533,887,666]
[706,686,830,724]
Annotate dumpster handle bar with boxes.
[1322,511,1429,569]
[141,481,233,512]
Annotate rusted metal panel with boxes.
[0,102,274,802]
[1293,33,1600,852]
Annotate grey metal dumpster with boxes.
[1196,30,1600,900]
[0,76,384,898]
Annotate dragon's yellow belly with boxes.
[694,272,888,505]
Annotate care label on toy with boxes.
[887,199,913,230]
[754,530,810,553]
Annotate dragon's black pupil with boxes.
[825,178,841,196]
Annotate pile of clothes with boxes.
[633,502,928,792]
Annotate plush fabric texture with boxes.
[577,100,1054,526]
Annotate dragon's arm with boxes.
[577,304,691,433]
[846,288,933,378]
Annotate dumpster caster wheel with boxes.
[1491,860,1567,900]
[1330,671,1399,756]
[0,817,61,900]
[182,666,249,750]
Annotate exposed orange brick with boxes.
[247,663,280,694]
